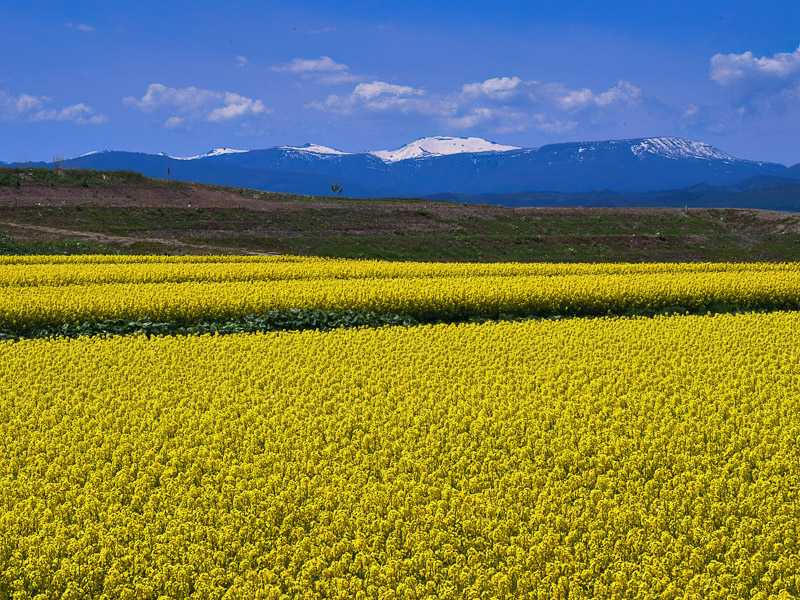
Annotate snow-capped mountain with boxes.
[629,137,736,161]
[278,143,352,156]
[71,149,113,159]
[165,137,520,162]
[170,147,248,160]
[52,136,794,198]
[370,136,520,162]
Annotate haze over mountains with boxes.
[5,136,800,210]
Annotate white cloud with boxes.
[0,92,47,118]
[309,74,644,136]
[594,80,642,107]
[531,116,579,133]
[352,81,425,100]
[32,103,89,121]
[207,92,266,121]
[272,56,350,73]
[675,100,738,135]
[317,72,362,85]
[707,45,800,117]
[123,84,219,113]
[455,108,495,128]
[444,106,577,135]
[1,92,106,124]
[123,83,269,126]
[462,77,522,99]
[164,116,185,129]
[454,79,641,131]
[272,56,364,85]
[443,107,497,129]
[673,46,800,136]
[32,103,108,124]
[66,23,94,32]
[541,80,642,111]
[236,55,248,68]
[309,26,337,34]
[557,88,594,110]
[499,113,578,134]
[459,79,641,115]
[16,94,47,112]
[309,80,427,114]
[710,45,800,86]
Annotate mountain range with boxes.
[4,136,800,209]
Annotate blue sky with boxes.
[2,0,800,164]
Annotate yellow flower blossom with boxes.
[1,312,799,598]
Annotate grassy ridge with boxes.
[0,167,162,188]
[2,167,800,261]
[3,204,800,262]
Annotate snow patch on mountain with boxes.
[70,149,112,159]
[170,148,248,160]
[630,137,735,161]
[371,136,520,163]
[279,143,352,155]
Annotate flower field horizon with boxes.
[1,256,799,598]
[0,257,799,330]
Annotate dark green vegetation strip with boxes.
[0,167,177,188]
[0,304,790,342]
[0,310,420,341]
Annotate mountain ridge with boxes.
[4,136,798,203]
[139,135,774,165]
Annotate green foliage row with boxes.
[0,303,770,342]
[0,309,421,341]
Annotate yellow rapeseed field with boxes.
[2,312,799,599]
[0,256,794,288]
[0,258,799,327]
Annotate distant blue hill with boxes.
[427,179,800,212]
[3,136,799,209]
